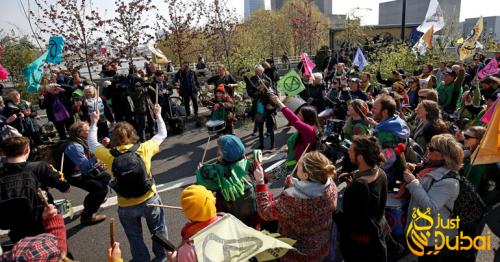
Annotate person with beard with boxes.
[457,126,500,208]
[62,121,111,226]
[335,135,388,262]
[371,95,410,187]
[403,134,463,262]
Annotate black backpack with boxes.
[432,171,486,232]
[110,144,152,198]
[0,166,42,230]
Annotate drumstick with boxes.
[110,218,115,247]
[37,188,50,208]
[147,203,182,210]
[155,84,159,105]
[60,152,64,173]
[200,136,211,166]
[289,143,310,177]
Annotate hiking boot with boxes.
[80,211,106,226]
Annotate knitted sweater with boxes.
[256,182,337,262]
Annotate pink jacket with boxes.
[176,216,221,262]
[282,107,317,160]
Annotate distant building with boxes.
[463,16,500,42]
[270,0,332,15]
[379,0,461,26]
[244,0,265,18]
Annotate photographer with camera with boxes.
[58,121,110,226]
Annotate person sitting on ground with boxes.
[0,136,70,243]
[88,104,170,262]
[348,78,368,101]
[343,99,372,140]
[210,85,235,134]
[335,136,388,262]
[0,204,70,262]
[403,134,463,261]
[61,121,111,226]
[270,94,321,170]
[254,151,337,261]
[457,126,500,208]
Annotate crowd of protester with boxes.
[0,50,499,262]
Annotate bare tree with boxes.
[33,0,108,81]
[108,0,156,64]
[156,0,204,65]
[203,0,238,70]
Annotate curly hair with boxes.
[302,151,336,184]
[68,121,89,140]
[430,134,464,171]
[352,135,385,167]
[110,121,139,147]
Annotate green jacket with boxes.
[436,69,465,112]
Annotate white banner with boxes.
[191,214,294,262]
[416,0,444,33]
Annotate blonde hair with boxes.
[430,134,464,171]
[110,122,139,147]
[83,85,95,97]
[301,151,336,184]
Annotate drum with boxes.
[384,192,409,235]
[283,97,306,114]
[206,120,226,133]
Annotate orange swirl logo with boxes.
[406,208,437,256]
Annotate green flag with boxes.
[277,70,305,96]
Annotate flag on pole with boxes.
[472,96,500,165]
[481,96,500,124]
[477,58,499,79]
[299,52,316,81]
[416,0,444,33]
[46,36,64,64]
[191,214,294,262]
[147,40,168,64]
[23,51,48,93]
[277,70,306,96]
[352,48,368,71]
[458,16,484,61]
[413,25,434,55]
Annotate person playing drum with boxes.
[209,85,235,134]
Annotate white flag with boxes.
[352,48,368,71]
[416,0,444,33]
[147,40,168,63]
[412,25,434,55]
[191,214,294,262]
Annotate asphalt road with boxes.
[1,113,498,261]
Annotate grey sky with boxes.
[1,0,499,37]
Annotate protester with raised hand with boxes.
[436,62,465,114]
[254,151,337,261]
[88,103,170,262]
[270,93,321,170]
[335,136,388,262]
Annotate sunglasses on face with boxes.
[464,134,477,140]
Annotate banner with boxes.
[277,70,306,96]
[191,214,294,262]
[147,40,168,64]
[477,58,498,79]
[472,96,500,165]
[416,0,444,33]
[0,64,9,80]
[458,17,483,61]
[413,25,434,56]
[352,47,368,71]
[46,35,64,64]
[299,52,316,81]
[23,51,48,93]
